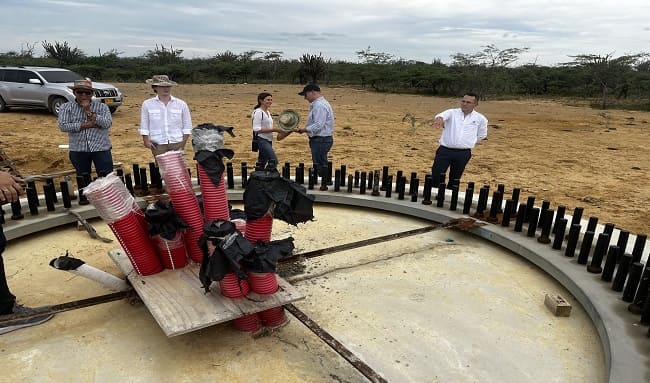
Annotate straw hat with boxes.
[277,109,300,132]
[68,79,95,91]
[145,74,178,87]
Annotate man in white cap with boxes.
[140,75,193,157]
[58,79,113,177]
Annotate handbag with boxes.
[252,131,259,152]
[251,109,265,152]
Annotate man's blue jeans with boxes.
[69,150,113,177]
[309,136,333,177]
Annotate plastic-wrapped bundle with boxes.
[83,173,136,224]
[191,123,234,152]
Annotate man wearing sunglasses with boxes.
[58,79,113,177]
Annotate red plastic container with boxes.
[233,313,261,332]
[259,306,288,328]
[219,272,251,298]
[198,166,230,221]
[244,214,273,243]
[109,213,163,276]
[248,272,279,295]
[151,232,188,270]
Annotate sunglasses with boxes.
[75,90,93,95]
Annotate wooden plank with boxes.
[108,248,304,337]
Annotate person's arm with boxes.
[181,133,191,149]
[92,103,112,129]
[477,116,488,141]
[432,109,449,129]
[432,116,444,128]
[140,101,155,149]
[0,171,23,204]
[58,103,83,133]
[181,101,193,135]
[252,110,263,133]
[301,103,327,134]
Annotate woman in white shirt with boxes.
[251,92,282,169]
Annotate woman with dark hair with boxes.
[251,92,282,169]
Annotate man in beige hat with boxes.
[140,75,193,157]
[58,79,114,177]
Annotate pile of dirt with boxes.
[0,84,648,233]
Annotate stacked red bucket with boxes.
[84,173,162,275]
[244,213,288,328]
[156,151,204,263]
[198,165,230,221]
[150,232,188,270]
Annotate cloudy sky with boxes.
[1,0,648,66]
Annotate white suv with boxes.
[0,66,123,116]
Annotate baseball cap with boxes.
[298,84,320,96]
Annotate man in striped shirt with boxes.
[58,79,113,177]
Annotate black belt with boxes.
[441,145,470,151]
[308,136,331,140]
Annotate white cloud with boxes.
[0,0,648,65]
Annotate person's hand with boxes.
[143,137,156,149]
[0,172,24,204]
[432,117,444,128]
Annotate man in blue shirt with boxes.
[294,84,335,178]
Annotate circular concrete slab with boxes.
[1,204,605,382]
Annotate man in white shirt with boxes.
[140,75,193,157]
[431,93,488,189]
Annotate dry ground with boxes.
[0,83,648,234]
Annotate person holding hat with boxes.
[58,79,114,177]
[140,75,193,157]
[251,92,286,169]
[294,84,334,178]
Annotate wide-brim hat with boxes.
[145,74,178,87]
[277,109,300,132]
[68,79,95,91]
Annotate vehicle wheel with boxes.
[50,97,67,117]
[109,106,118,114]
[0,96,7,112]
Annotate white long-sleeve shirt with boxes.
[435,108,488,149]
[251,108,274,142]
[140,96,192,144]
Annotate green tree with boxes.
[41,40,85,66]
[144,44,184,65]
[300,53,328,84]
[564,53,647,108]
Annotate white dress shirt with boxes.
[140,95,193,144]
[436,108,488,149]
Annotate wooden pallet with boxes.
[108,249,304,337]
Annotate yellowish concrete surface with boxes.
[0,205,605,382]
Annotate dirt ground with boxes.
[0,83,648,234]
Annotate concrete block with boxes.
[544,293,572,317]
